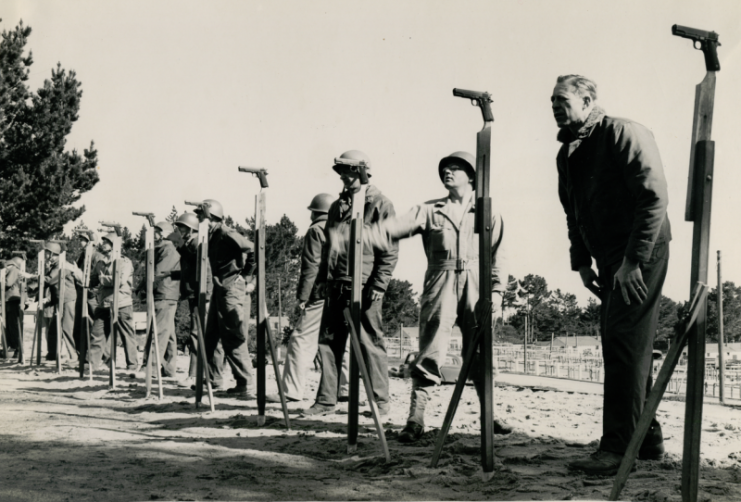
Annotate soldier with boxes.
[266,193,339,403]
[551,75,669,474]
[43,242,81,362]
[73,230,103,359]
[138,221,181,378]
[170,212,218,388]
[88,233,138,371]
[195,199,255,396]
[362,151,510,442]
[3,256,33,358]
[303,150,398,417]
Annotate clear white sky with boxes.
[6,0,741,306]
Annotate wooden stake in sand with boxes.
[611,24,721,502]
[133,213,164,400]
[238,167,290,429]
[431,88,496,474]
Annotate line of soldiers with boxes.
[1,75,671,473]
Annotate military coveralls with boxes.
[74,249,104,360]
[204,222,255,389]
[140,238,181,377]
[89,255,138,370]
[370,195,506,426]
[45,260,81,360]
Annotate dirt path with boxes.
[1,341,741,501]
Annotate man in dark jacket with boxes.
[196,199,255,396]
[552,75,670,475]
[266,193,333,403]
[303,150,398,416]
[171,212,219,388]
[73,230,104,362]
[139,222,181,378]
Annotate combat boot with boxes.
[638,419,665,461]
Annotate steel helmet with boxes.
[438,151,476,187]
[44,242,62,255]
[101,233,117,245]
[195,199,224,221]
[307,193,334,214]
[8,256,23,269]
[174,212,199,231]
[332,150,372,177]
[154,221,174,237]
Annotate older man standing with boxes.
[362,151,509,443]
[552,75,670,474]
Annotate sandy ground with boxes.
[1,328,741,502]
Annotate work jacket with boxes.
[318,185,398,292]
[207,223,255,287]
[296,215,327,304]
[369,194,507,295]
[556,107,671,272]
[4,266,22,302]
[76,248,105,308]
[45,260,80,305]
[90,254,134,309]
[174,235,213,301]
[151,239,181,302]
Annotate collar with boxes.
[556,106,606,144]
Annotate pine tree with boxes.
[166,206,179,223]
[0,21,99,257]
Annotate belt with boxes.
[427,258,478,272]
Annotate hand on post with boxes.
[613,256,647,305]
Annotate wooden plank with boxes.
[476,125,495,473]
[109,237,121,388]
[36,250,46,366]
[684,73,716,221]
[256,193,267,425]
[1,272,7,361]
[56,252,66,373]
[195,219,212,408]
[683,140,715,502]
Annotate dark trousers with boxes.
[73,289,96,362]
[5,300,23,350]
[205,276,252,388]
[599,240,669,454]
[46,301,76,359]
[187,297,216,378]
[315,282,389,407]
[90,305,138,370]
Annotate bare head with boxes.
[551,75,597,130]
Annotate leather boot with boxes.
[638,419,665,460]
[407,377,432,427]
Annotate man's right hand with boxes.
[578,266,603,298]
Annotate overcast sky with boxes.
[6,0,741,307]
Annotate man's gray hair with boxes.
[557,75,598,101]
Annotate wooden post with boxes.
[78,242,94,380]
[194,218,214,412]
[431,88,496,474]
[256,192,267,425]
[109,236,121,389]
[143,226,164,400]
[34,249,46,366]
[717,250,725,404]
[523,316,528,374]
[55,252,67,373]
[17,255,27,365]
[1,272,7,361]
